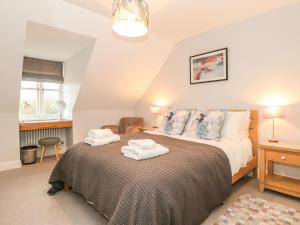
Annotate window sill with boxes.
[19,120,72,131]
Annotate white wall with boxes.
[64,43,96,119]
[73,109,135,144]
[136,3,300,178]
[0,113,21,170]
[0,1,27,171]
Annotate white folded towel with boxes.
[121,144,169,160]
[88,129,114,139]
[128,139,156,150]
[85,134,120,147]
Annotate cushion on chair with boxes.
[39,137,61,146]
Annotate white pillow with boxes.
[221,111,251,140]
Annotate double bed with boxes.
[49,110,258,225]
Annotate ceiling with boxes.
[64,0,299,42]
[25,22,95,61]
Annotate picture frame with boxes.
[190,48,228,84]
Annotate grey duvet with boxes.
[49,132,231,225]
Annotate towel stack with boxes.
[121,139,169,160]
[85,129,120,147]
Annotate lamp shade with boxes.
[112,0,149,38]
[150,106,160,114]
[263,107,283,119]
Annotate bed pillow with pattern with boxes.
[183,110,226,141]
[159,108,191,135]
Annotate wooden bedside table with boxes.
[139,127,156,132]
[259,142,300,198]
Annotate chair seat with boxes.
[39,137,60,146]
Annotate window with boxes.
[19,81,63,121]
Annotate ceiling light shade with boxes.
[112,0,149,38]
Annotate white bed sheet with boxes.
[144,131,253,175]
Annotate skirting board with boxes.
[0,160,22,172]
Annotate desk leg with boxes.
[259,148,265,192]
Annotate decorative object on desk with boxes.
[190,48,228,84]
[263,106,283,143]
[112,0,149,38]
[56,101,66,120]
[150,106,161,128]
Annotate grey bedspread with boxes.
[49,133,231,225]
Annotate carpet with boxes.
[214,193,300,225]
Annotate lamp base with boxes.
[269,139,279,143]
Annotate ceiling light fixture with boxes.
[112,0,149,38]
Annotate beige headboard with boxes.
[228,110,258,158]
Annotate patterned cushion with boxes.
[183,110,226,141]
[159,108,191,135]
[183,109,208,137]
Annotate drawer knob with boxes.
[281,156,286,160]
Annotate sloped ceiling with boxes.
[64,0,300,42]
[25,22,95,61]
[0,0,174,114]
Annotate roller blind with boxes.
[22,57,64,83]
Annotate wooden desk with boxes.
[19,120,73,131]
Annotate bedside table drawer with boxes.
[266,150,300,166]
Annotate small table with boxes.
[259,142,300,198]
[139,127,156,132]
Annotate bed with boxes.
[49,110,258,225]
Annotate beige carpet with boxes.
[0,157,299,225]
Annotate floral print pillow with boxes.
[183,109,208,137]
[183,110,226,141]
[159,108,191,135]
[196,110,226,141]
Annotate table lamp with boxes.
[263,106,283,143]
[150,106,161,128]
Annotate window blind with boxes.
[22,57,64,83]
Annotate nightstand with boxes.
[259,142,300,198]
[139,127,156,132]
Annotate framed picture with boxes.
[190,48,228,84]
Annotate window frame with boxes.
[19,81,63,121]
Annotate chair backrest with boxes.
[119,117,144,134]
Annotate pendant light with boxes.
[112,0,149,38]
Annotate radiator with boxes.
[20,128,65,147]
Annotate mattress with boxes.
[145,130,253,175]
